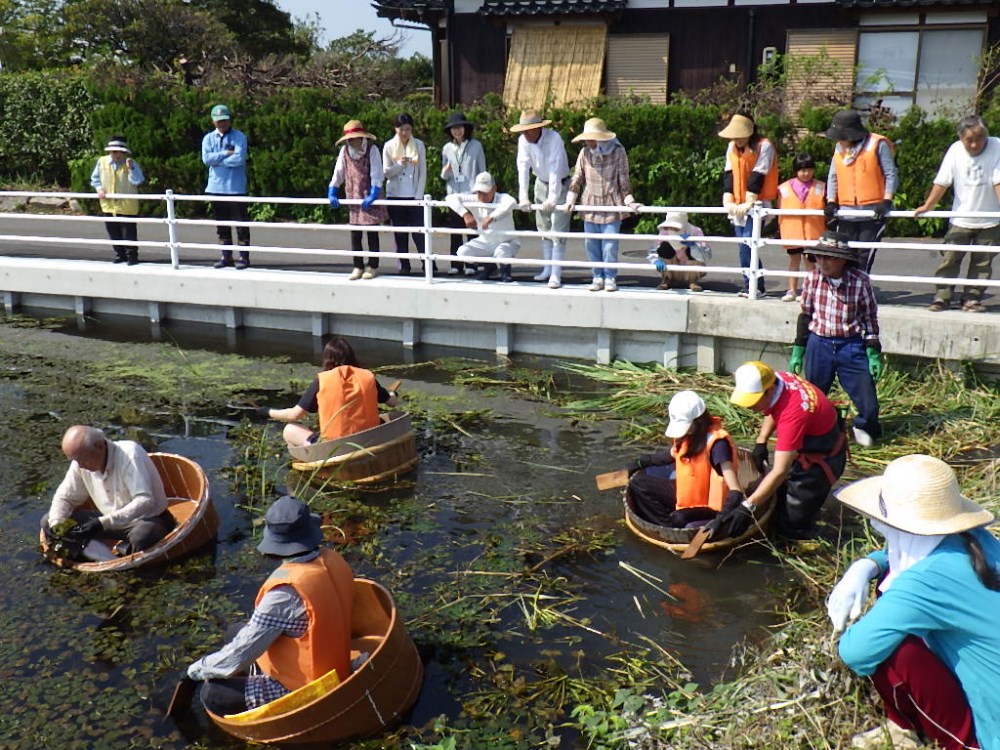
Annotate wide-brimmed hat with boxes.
[825,110,869,142]
[104,136,131,153]
[665,390,706,439]
[336,119,377,145]
[658,211,689,232]
[730,361,777,408]
[472,171,495,192]
[836,454,993,535]
[571,117,616,143]
[210,104,232,121]
[809,230,856,262]
[718,114,755,140]
[443,111,474,134]
[510,109,552,133]
[257,495,324,556]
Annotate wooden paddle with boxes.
[165,677,198,719]
[595,469,629,491]
[387,380,402,394]
[680,527,713,560]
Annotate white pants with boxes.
[457,237,520,259]
[534,177,569,282]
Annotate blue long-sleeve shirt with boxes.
[201,127,248,194]
[839,529,1000,750]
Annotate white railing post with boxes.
[165,190,180,269]
[748,205,765,300]
[422,194,434,283]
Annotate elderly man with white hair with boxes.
[915,114,1000,313]
[445,171,520,283]
[42,425,174,556]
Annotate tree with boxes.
[0,0,71,70]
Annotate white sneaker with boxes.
[362,267,377,280]
[781,290,798,302]
[448,267,460,276]
[605,279,618,292]
[348,268,364,281]
[464,266,478,276]
[534,271,551,282]
[852,426,874,448]
[548,278,562,289]
[851,723,922,749]
[588,278,604,292]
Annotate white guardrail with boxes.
[2,190,999,302]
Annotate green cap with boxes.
[210,104,232,121]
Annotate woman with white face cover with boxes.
[829,454,1000,750]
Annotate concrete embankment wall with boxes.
[1,257,997,377]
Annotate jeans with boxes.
[584,220,622,280]
[804,333,880,438]
[733,221,765,293]
[933,224,1000,303]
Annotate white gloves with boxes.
[540,200,557,213]
[827,558,879,633]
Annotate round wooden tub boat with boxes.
[624,445,776,555]
[40,452,217,572]
[207,578,424,746]
[288,411,419,485]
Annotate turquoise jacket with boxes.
[839,528,1000,750]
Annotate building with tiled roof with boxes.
[373,0,999,115]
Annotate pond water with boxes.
[0,314,788,749]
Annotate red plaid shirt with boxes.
[800,267,880,344]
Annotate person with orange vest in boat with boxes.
[720,113,779,297]
[724,361,847,540]
[777,153,826,302]
[627,391,746,534]
[257,336,398,448]
[824,110,898,274]
[42,425,175,557]
[188,495,355,715]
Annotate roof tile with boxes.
[479,0,626,16]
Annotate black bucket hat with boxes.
[825,110,869,142]
[443,111,474,135]
[810,230,856,263]
[257,495,323,556]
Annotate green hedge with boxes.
[5,71,996,236]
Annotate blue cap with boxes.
[257,496,323,556]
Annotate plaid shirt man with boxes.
[800,266,880,345]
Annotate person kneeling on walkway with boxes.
[445,171,520,283]
[628,390,745,533]
[187,495,355,715]
[829,454,1000,750]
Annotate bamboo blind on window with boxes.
[605,34,669,104]
[503,24,608,109]
[784,30,858,121]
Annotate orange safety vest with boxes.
[728,139,779,202]
[316,366,379,442]
[670,423,737,512]
[832,133,894,207]
[255,548,354,692]
[777,179,827,244]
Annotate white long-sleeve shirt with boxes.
[382,136,427,198]
[47,440,168,530]
[516,129,569,205]
[446,191,518,244]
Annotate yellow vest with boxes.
[97,156,139,216]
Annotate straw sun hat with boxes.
[718,114,755,140]
[571,117,616,143]
[836,454,993,536]
[336,119,377,145]
[509,109,552,133]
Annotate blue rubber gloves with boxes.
[327,185,339,209]
[361,185,380,211]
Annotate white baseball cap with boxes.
[473,171,495,192]
[664,390,706,438]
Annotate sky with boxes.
[276,0,434,58]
